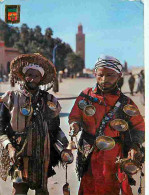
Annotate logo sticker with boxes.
[5,5,20,24]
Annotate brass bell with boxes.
[67,137,77,150]
[110,119,128,132]
[61,149,74,164]
[13,168,23,183]
[95,136,115,151]
[123,104,140,116]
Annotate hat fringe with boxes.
[10,53,56,85]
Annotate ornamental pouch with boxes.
[76,130,94,180]
[0,144,12,181]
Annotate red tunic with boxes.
[69,87,145,195]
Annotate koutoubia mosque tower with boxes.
[76,24,85,68]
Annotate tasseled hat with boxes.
[10,53,56,86]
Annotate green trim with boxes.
[8,8,17,12]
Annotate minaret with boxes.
[124,61,128,72]
[0,19,5,42]
[76,24,85,68]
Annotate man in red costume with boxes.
[69,55,145,195]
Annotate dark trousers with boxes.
[12,183,49,195]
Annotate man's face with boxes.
[95,67,120,91]
[25,69,42,90]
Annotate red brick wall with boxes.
[0,41,20,75]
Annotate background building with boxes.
[0,39,20,77]
[76,24,85,68]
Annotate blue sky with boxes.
[0,0,144,69]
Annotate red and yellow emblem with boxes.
[5,5,20,24]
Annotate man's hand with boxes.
[128,149,138,160]
[7,144,16,164]
[69,122,80,137]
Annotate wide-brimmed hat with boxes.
[10,53,56,85]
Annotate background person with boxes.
[128,72,135,96]
[136,70,145,106]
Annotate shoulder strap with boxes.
[39,90,49,102]
[79,90,99,103]
[115,93,131,121]
[95,93,129,137]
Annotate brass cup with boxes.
[83,105,96,116]
[20,106,33,116]
[110,119,128,132]
[47,101,57,111]
[123,104,140,116]
[123,160,140,175]
[61,149,74,164]
[95,136,115,151]
[13,168,24,183]
[78,100,87,110]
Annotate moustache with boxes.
[26,82,38,90]
[26,77,34,82]
[100,82,111,85]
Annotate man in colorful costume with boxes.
[69,55,145,195]
[0,53,68,195]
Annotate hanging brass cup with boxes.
[47,101,57,111]
[110,119,128,132]
[123,160,140,175]
[61,149,74,164]
[95,136,115,151]
[13,168,24,183]
[78,100,88,110]
[83,105,96,116]
[123,104,140,116]
[116,157,141,175]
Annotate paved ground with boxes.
[0,76,145,195]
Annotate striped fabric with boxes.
[95,55,122,73]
